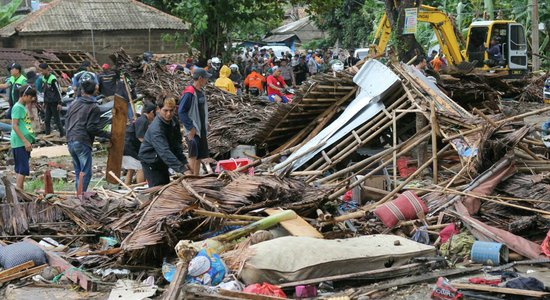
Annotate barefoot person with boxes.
[178,68,211,175]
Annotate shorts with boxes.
[187,134,209,159]
[122,155,142,170]
[268,94,289,103]
[13,146,30,176]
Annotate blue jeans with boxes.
[68,141,92,192]
[0,121,11,132]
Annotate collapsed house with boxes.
[1,52,550,299]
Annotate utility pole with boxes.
[531,0,540,71]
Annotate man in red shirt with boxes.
[267,67,289,103]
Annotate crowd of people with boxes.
[192,46,359,102]
[0,59,214,192]
[0,46,361,191]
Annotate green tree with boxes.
[141,0,285,59]
[0,0,22,28]
[293,0,382,50]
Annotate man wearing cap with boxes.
[139,98,187,186]
[0,63,27,118]
[98,64,117,97]
[122,101,156,185]
[178,68,211,175]
[38,63,64,137]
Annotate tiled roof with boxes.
[0,0,187,37]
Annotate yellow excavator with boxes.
[372,5,528,77]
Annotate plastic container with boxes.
[215,158,254,175]
[470,241,509,265]
[230,145,256,159]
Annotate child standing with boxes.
[11,85,36,189]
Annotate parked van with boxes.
[260,45,294,58]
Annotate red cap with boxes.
[102,63,110,70]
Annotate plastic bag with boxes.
[243,283,286,298]
[186,249,227,286]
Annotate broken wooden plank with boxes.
[353,266,482,296]
[24,238,96,291]
[30,145,70,158]
[0,261,34,279]
[106,95,128,184]
[163,261,188,300]
[0,264,46,283]
[278,263,425,288]
[452,283,550,298]
[265,208,323,239]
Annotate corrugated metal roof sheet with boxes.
[262,33,298,43]
[271,16,311,34]
[0,0,187,37]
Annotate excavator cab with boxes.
[465,21,528,77]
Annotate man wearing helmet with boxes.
[228,64,242,95]
[207,57,222,81]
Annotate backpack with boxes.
[43,74,61,103]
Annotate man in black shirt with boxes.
[139,98,187,187]
[38,63,64,137]
[98,64,117,97]
[122,102,156,185]
[293,55,308,86]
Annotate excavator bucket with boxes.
[448,60,477,74]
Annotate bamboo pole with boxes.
[331,144,450,223]
[192,209,262,221]
[326,130,432,199]
[318,128,430,184]
[307,101,413,183]
[431,102,439,184]
[444,105,550,142]
[393,110,398,189]
[304,94,409,172]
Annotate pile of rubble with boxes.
[2,55,550,300]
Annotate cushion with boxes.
[0,241,47,269]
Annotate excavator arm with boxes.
[372,5,465,66]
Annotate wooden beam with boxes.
[106,95,128,184]
[278,263,425,288]
[0,261,34,279]
[452,283,550,297]
[0,264,46,284]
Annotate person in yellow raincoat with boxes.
[214,65,236,94]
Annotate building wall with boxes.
[7,29,186,63]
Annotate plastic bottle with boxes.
[161,258,176,283]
